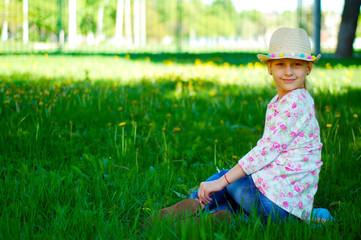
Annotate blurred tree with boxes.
[335,0,361,58]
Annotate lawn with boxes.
[0,55,360,239]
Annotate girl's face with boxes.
[267,59,313,99]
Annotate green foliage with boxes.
[0,55,361,238]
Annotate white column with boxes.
[68,0,77,49]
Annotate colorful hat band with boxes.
[267,53,316,60]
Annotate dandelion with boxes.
[209,90,216,96]
[39,101,44,106]
[108,122,112,126]
[13,94,19,99]
[85,89,91,93]
[125,54,130,59]
[114,55,119,60]
[118,122,126,127]
[118,107,123,111]
[167,113,171,118]
[353,114,358,119]
[73,90,79,95]
[195,59,202,66]
[145,56,150,62]
[173,127,181,133]
[247,62,254,68]
[220,120,224,125]
[215,139,218,143]
[232,155,238,159]
[44,90,50,96]
[4,100,10,104]
[335,113,340,118]
[44,53,48,57]
[223,62,230,67]
[326,124,332,128]
[243,100,248,105]
[326,63,332,69]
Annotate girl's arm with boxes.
[197,164,246,205]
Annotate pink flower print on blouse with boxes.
[281,174,287,179]
[303,157,309,162]
[290,179,296,185]
[273,142,281,149]
[288,192,293,198]
[298,132,304,137]
[290,131,297,137]
[286,111,291,118]
[283,201,289,208]
[298,202,304,209]
[294,185,301,193]
[292,103,297,108]
[248,156,255,162]
[270,125,276,131]
[280,124,288,131]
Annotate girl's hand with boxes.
[197,178,227,205]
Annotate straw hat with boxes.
[257,27,321,64]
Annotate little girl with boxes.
[150,27,331,224]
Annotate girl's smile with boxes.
[267,58,313,99]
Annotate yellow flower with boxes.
[73,90,79,95]
[209,90,216,96]
[232,155,238,159]
[118,107,123,111]
[247,62,254,69]
[125,54,130,59]
[13,94,19,99]
[353,114,359,118]
[118,122,126,127]
[4,100,10,104]
[326,124,332,128]
[220,120,224,125]
[335,113,340,118]
[39,101,44,106]
[44,53,48,57]
[167,113,171,118]
[172,127,181,133]
[85,89,91,93]
[108,122,112,126]
[145,56,150,62]
[195,59,202,66]
[243,100,248,105]
[326,63,332,69]
[215,139,218,143]
[44,90,50,96]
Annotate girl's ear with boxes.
[266,61,272,75]
[307,62,313,75]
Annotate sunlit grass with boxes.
[0,55,360,239]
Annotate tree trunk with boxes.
[23,0,29,44]
[96,3,104,44]
[140,0,146,46]
[124,0,132,47]
[68,0,77,49]
[133,0,140,47]
[335,0,361,58]
[115,0,124,46]
[1,0,9,41]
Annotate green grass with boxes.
[0,55,360,239]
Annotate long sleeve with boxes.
[239,91,312,174]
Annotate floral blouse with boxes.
[238,88,323,220]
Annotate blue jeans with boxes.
[189,170,290,222]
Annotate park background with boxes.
[1,0,361,239]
